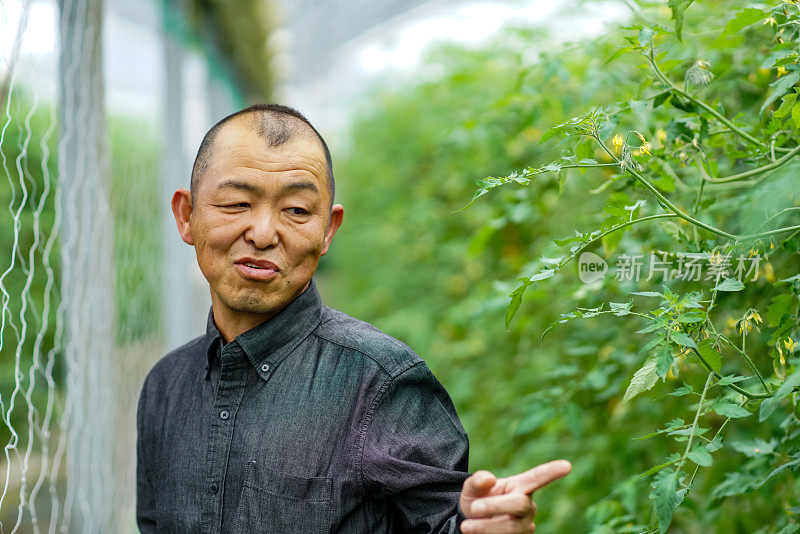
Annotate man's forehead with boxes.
[202,119,328,197]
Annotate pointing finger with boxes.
[506,460,572,495]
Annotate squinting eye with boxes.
[222,203,249,209]
[287,207,309,216]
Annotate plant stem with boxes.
[700,144,800,184]
[594,136,739,240]
[643,50,763,149]
[676,373,714,475]
[592,137,800,243]
[569,213,680,258]
[736,224,800,242]
[718,333,771,394]
[687,343,770,399]
[755,207,800,232]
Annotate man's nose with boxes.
[244,211,279,249]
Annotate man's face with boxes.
[186,119,340,322]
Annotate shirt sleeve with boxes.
[136,376,158,533]
[361,360,471,534]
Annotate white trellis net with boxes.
[0,0,116,531]
[0,0,233,531]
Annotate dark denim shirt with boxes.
[136,278,470,533]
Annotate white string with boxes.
[0,2,34,526]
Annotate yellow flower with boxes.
[763,16,778,26]
[784,337,797,353]
[635,142,652,156]
[738,321,752,335]
[612,134,624,154]
[656,129,667,144]
[778,66,788,76]
[746,309,763,325]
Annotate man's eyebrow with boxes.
[217,179,262,193]
[215,179,320,196]
[279,181,319,195]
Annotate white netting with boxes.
[0,0,231,530]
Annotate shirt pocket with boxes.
[233,461,332,533]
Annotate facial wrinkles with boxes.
[203,159,327,205]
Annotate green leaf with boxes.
[713,278,745,292]
[610,300,633,316]
[712,471,761,499]
[664,383,693,397]
[766,293,795,328]
[759,370,800,421]
[706,434,723,452]
[718,8,767,39]
[671,331,697,349]
[605,45,634,65]
[793,102,800,129]
[714,402,751,418]
[650,469,686,533]
[639,453,681,477]
[668,0,694,41]
[631,291,663,297]
[697,339,722,373]
[773,91,798,118]
[623,358,659,403]
[688,447,713,466]
[656,346,674,379]
[718,374,747,385]
[774,53,800,67]
[730,438,776,457]
[755,455,800,488]
[638,27,655,48]
[760,71,800,116]
[506,278,531,328]
[637,322,664,334]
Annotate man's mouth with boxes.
[235,258,280,280]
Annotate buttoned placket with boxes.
[202,341,249,534]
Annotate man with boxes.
[136,104,571,533]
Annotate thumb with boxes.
[459,470,497,517]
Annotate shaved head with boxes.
[190,104,335,205]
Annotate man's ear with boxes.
[171,188,195,245]
[321,204,344,256]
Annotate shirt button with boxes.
[209,483,219,494]
[219,410,230,420]
[260,363,270,373]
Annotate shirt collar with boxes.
[203,277,323,379]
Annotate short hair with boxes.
[190,104,335,206]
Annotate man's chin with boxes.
[227,296,279,315]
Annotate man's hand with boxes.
[458,459,572,533]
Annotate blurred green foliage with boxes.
[327,0,800,531]
[109,117,163,344]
